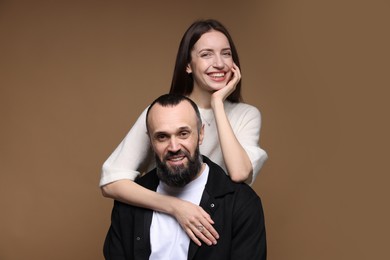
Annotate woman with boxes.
[100,19,268,246]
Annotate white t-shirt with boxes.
[100,101,267,186]
[149,164,209,260]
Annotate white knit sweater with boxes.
[100,101,268,186]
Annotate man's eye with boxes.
[156,135,167,141]
[179,132,190,138]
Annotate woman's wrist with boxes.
[158,194,181,216]
[210,97,224,111]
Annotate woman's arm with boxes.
[211,100,253,182]
[211,64,253,183]
[100,108,218,246]
[100,108,152,187]
[101,180,218,246]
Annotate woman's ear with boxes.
[186,64,192,74]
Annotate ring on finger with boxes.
[196,225,205,233]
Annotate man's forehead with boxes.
[148,101,197,129]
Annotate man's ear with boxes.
[198,124,205,145]
[186,64,192,74]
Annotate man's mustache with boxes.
[164,150,190,161]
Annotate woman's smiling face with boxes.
[186,30,234,93]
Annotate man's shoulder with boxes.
[204,156,259,199]
[135,168,159,190]
[228,176,260,203]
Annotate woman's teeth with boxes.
[209,72,225,78]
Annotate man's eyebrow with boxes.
[153,126,191,136]
[178,126,191,131]
[152,131,168,137]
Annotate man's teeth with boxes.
[170,157,184,161]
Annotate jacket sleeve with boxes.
[231,188,267,260]
[103,201,127,260]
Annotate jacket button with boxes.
[136,237,141,241]
[210,203,215,208]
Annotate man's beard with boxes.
[156,147,203,188]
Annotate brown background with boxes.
[1,0,389,259]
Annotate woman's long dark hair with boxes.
[169,19,242,102]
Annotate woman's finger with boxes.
[185,227,202,246]
[198,218,219,243]
[194,223,218,245]
[190,224,213,246]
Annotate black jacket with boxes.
[103,156,267,259]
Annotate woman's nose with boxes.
[213,55,225,68]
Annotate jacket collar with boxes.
[201,156,235,198]
[187,156,236,260]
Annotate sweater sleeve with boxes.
[99,108,154,187]
[228,103,268,185]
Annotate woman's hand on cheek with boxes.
[211,63,241,105]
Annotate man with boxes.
[103,94,266,259]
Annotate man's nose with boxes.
[168,137,180,152]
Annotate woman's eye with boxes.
[200,52,212,58]
[222,51,232,57]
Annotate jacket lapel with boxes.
[187,187,221,259]
[187,156,234,260]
